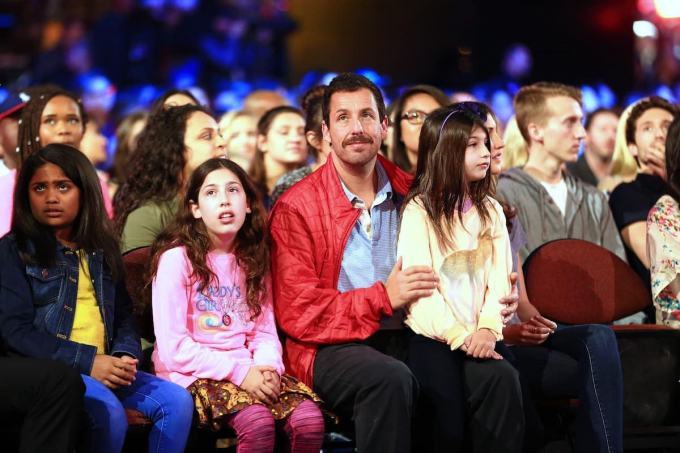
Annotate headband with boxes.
[438,102,488,139]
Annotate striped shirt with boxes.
[337,161,403,329]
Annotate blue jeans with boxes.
[81,371,194,453]
[508,324,623,453]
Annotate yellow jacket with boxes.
[397,196,512,350]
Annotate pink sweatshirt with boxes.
[0,169,113,237]
[151,246,284,389]
[0,169,16,236]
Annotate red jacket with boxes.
[269,153,413,387]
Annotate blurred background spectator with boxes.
[0,0,679,174]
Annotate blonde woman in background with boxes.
[501,116,528,170]
[598,101,641,194]
[219,111,258,171]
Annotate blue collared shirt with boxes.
[336,161,403,329]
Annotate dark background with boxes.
[0,0,639,92]
[287,0,636,92]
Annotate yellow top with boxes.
[70,250,106,354]
[397,196,512,350]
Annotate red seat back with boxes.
[522,239,652,324]
[122,246,154,340]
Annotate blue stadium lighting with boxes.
[581,85,600,113]
[0,14,16,28]
[655,85,676,103]
[597,84,616,109]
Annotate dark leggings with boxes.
[407,329,524,453]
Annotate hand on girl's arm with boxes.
[499,273,519,323]
[91,355,137,389]
[385,256,439,310]
[241,366,279,405]
[465,328,503,360]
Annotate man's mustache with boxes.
[343,136,374,146]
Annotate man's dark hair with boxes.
[322,72,386,127]
[626,96,679,145]
[584,107,619,131]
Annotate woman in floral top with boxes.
[647,115,680,327]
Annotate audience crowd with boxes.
[1,66,680,453]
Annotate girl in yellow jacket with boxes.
[397,103,522,453]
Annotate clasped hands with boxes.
[241,366,281,405]
[91,355,139,389]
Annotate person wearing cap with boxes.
[0,85,114,237]
[0,93,26,236]
[0,93,26,176]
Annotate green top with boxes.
[121,199,179,253]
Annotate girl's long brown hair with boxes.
[451,101,518,234]
[401,107,493,253]
[148,158,270,319]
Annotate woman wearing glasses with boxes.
[390,85,450,173]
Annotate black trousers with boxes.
[313,330,418,453]
[0,357,85,453]
[407,329,525,453]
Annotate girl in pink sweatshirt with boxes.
[149,158,324,452]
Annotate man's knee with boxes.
[364,359,418,403]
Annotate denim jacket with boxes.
[0,234,141,375]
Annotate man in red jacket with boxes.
[269,73,522,452]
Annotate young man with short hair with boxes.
[567,107,619,186]
[496,82,626,263]
[608,96,679,291]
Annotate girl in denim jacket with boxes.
[0,144,194,453]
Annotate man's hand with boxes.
[385,257,439,310]
[646,145,667,181]
[91,355,137,389]
[500,272,519,324]
[241,366,279,405]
